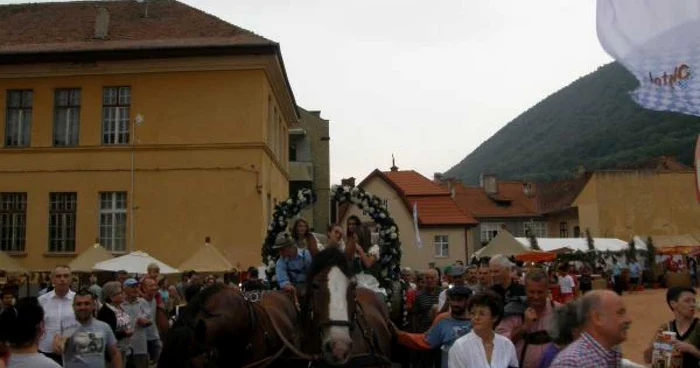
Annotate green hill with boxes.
[445,62,700,184]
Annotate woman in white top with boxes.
[448,290,518,368]
[0,297,61,368]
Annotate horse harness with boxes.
[198,291,283,368]
[304,290,391,368]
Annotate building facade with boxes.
[289,108,330,231]
[448,175,545,251]
[0,1,297,270]
[573,170,700,239]
[340,168,477,269]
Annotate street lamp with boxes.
[130,114,144,252]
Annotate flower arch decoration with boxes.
[261,185,408,326]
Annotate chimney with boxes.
[433,172,444,184]
[448,181,456,199]
[94,7,110,39]
[481,174,498,195]
[341,177,356,188]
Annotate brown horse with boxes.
[158,284,302,368]
[304,247,393,367]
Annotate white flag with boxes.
[413,202,423,248]
[597,0,700,116]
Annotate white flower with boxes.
[390,226,397,232]
[342,185,350,192]
[390,233,397,239]
[379,213,386,218]
[268,225,273,231]
[268,260,275,268]
[287,199,293,205]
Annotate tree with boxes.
[646,236,657,282]
[628,238,637,261]
[528,232,541,251]
[585,228,595,251]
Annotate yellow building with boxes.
[573,169,700,239]
[0,1,297,270]
[339,167,478,270]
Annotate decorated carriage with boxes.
[159,185,405,368]
[261,185,409,327]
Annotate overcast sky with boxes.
[3,0,612,183]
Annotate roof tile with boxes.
[452,181,540,218]
[407,196,477,226]
[354,169,477,226]
[381,170,449,196]
[0,0,273,54]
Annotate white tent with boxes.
[475,230,531,257]
[93,251,179,274]
[513,237,634,253]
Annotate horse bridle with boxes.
[309,278,358,333]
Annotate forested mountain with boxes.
[445,62,700,184]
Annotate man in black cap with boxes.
[437,265,467,313]
[392,286,473,368]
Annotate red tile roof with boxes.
[0,0,273,54]
[356,169,477,226]
[407,196,477,226]
[372,170,449,196]
[452,181,540,218]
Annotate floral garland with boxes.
[261,185,407,326]
[262,188,317,281]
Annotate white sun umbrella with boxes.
[93,250,179,274]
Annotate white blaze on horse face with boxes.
[326,266,352,342]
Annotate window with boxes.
[525,221,547,238]
[0,193,26,252]
[102,87,131,145]
[559,221,568,238]
[289,143,297,161]
[5,90,33,147]
[434,235,449,258]
[278,117,284,160]
[54,89,81,146]
[99,192,127,252]
[267,193,272,226]
[267,96,274,149]
[573,226,581,238]
[480,222,504,243]
[48,193,77,253]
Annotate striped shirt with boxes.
[414,288,442,332]
[550,332,622,368]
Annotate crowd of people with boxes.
[2,216,700,368]
[0,262,251,368]
[391,254,652,368]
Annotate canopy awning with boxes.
[178,243,233,273]
[93,251,179,274]
[515,251,557,263]
[515,237,633,252]
[69,243,114,273]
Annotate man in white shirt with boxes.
[38,265,79,365]
[558,266,576,303]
